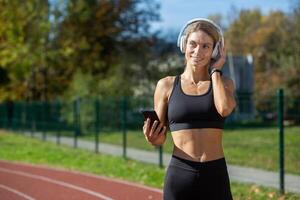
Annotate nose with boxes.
[193,45,202,56]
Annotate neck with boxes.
[182,64,210,84]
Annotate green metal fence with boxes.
[1,93,300,132]
[1,93,300,137]
[0,94,300,150]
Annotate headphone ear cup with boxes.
[212,42,220,59]
[180,35,186,53]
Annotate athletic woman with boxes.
[143,18,236,200]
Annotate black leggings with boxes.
[163,155,233,200]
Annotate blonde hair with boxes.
[184,21,219,50]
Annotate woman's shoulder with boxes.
[156,76,177,90]
[155,76,177,101]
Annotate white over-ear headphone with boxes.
[177,18,224,59]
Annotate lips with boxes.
[191,57,203,62]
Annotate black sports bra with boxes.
[167,75,225,132]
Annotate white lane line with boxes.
[0,184,36,200]
[71,170,163,193]
[0,168,114,200]
[0,160,163,194]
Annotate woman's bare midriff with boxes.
[171,128,224,162]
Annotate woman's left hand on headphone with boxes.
[212,44,226,70]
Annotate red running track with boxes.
[0,160,162,200]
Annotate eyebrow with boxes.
[188,40,213,46]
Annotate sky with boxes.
[151,0,293,32]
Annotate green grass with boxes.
[0,130,164,187]
[0,130,300,199]
[223,126,300,175]
[73,126,300,175]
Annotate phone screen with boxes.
[141,110,160,126]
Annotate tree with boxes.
[225,5,300,117]
[0,0,50,100]
[53,0,160,98]
[225,9,263,56]
[0,0,161,100]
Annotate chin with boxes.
[190,61,208,68]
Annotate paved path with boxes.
[23,132,300,194]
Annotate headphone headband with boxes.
[177,18,224,54]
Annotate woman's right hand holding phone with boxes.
[143,118,167,146]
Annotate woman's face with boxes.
[185,30,214,68]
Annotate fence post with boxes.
[31,102,36,138]
[277,88,285,194]
[158,145,163,168]
[56,101,61,145]
[73,97,81,148]
[5,101,13,129]
[95,99,100,153]
[21,102,25,133]
[42,102,47,141]
[121,97,127,159]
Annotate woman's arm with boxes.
[143,77,172,146]
[211,74,236,117]
[210,44,236,117]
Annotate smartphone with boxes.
[141,110,160,126]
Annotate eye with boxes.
[203,44,211,49]
[188,41,197,47]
